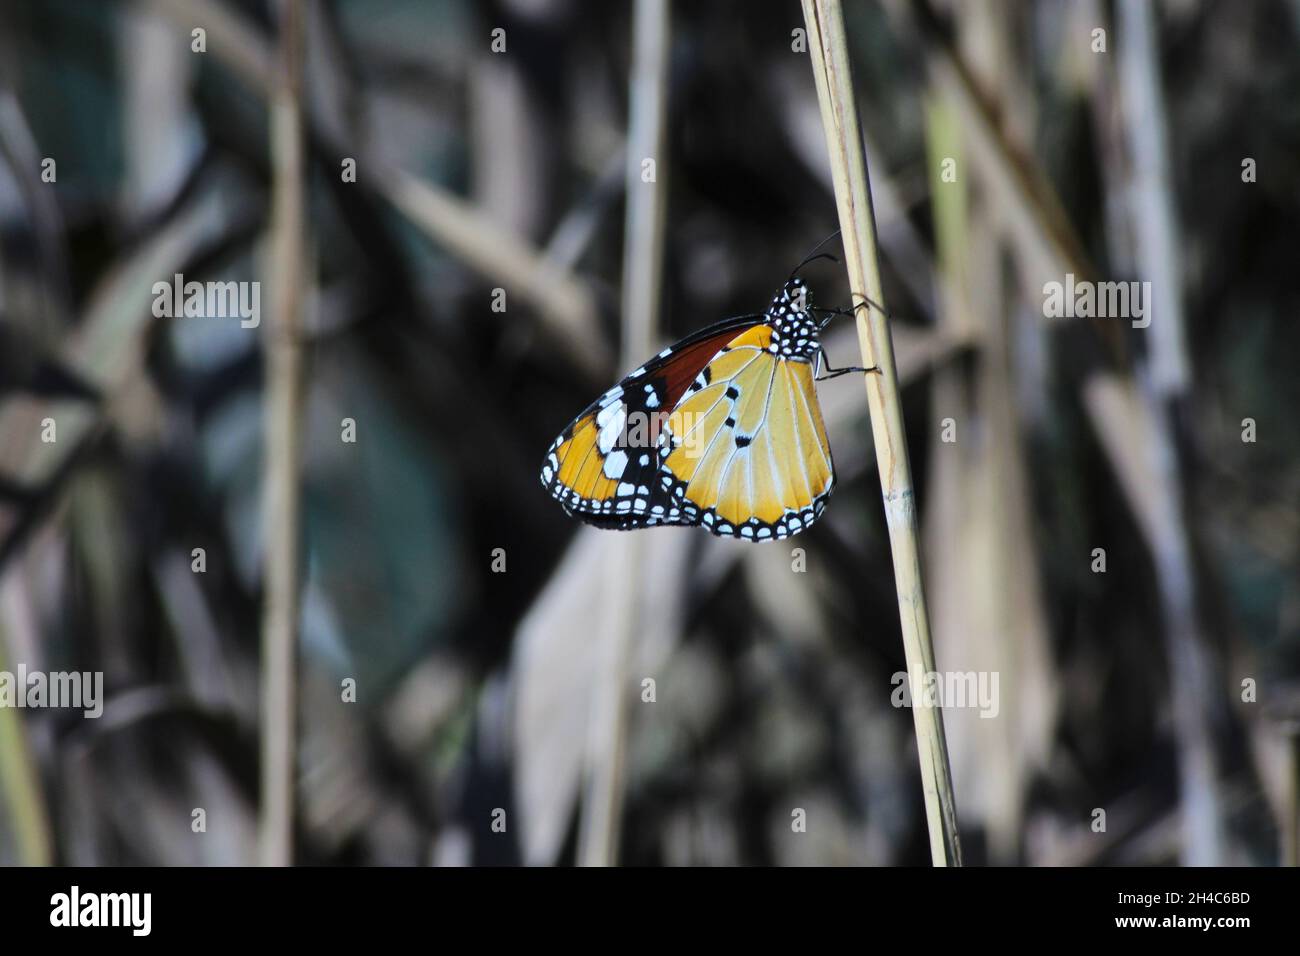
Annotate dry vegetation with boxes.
[0,0,1296,866]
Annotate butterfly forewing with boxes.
[541,315,765,527]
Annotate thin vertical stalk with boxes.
[801,0,961,866]
[259,0,306,868]
[1118,0,1190,397]
[1118,0,1223,865]
[0,580,53,865]
[1284,723,1300,867]
[576,0,670,867]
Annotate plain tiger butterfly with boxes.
[540,264,875,541]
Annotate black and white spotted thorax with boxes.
[767,278,822,360]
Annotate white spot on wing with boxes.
[596,401,627,454]
[603,449,629,479]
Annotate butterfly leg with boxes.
[811,296,891,330]
[815,348,880,381]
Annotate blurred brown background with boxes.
[0,0,1296,866]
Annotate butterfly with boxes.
[540,269,873,541]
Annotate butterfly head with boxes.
[767,278,822,360]
[771,277,811,318]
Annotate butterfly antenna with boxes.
[788,228,843,280]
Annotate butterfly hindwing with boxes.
[657,323,834,540]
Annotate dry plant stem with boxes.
[1118,0,1190,397]
[374,169,609,378]
[928,3,1055,866]
[886,1,1120,357]
[153,0,608,380]
[576,547,639,866]
[1117,0,1222,865]
[1284,725,1300,867]
[576,0,669,868]
[0,581,53,865]
[801,0,961,866]
[259,0,306,868]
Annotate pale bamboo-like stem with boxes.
[801,0,961,866]
[1283,722,1300,867]
[259,0,306,867]
[576,0,669,867]
[1117,0,1222,866]
[0,580,53,865]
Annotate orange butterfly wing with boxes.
[541,277,835,540]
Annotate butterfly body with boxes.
[541,278,835,541]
